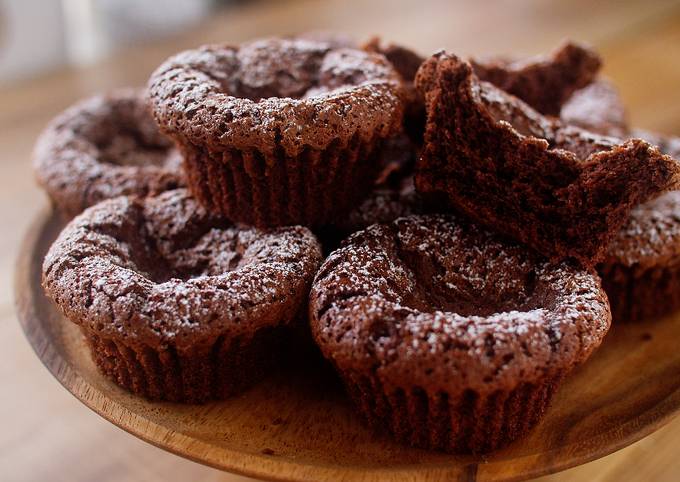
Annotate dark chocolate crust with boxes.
[310,215,611,452]
[470,41,601,116]
[415,52,680,263]
[561,79,629,137]
[42,189,323,402]
[33,89,184,219]
[148,38,404,227]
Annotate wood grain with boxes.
[15,209,680,482]
[4,1,680,481]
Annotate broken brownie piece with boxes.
[415,52,680,262]
[470,41,601,116]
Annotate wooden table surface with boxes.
[2,0,680,480]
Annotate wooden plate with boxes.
[15,209,680,482]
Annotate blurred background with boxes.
[2,0,680,129]
[0,0,228,83]
[2,0,680,481]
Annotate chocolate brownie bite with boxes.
[415,52,680,262]
[34,89,184,218]
[560,80,680,321]
[561,79,629,137]
[470,41,601,116]
[42,189,322,402]
[310,215,611,453]
[148,38,404,227]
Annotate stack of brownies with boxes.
[34,34,680,453]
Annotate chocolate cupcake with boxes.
[415,52,680,262]
[34,89,184,218]
[42,189,322,402]
[558,78,680,320]
[148,38,404,227]
[310,215,611,453]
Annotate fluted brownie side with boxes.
[599,262,680,323]
[181,134,384,227]
[599,257,680,323]
[414,52,680,263]
[84,325,286,403]
[340,371,563,453]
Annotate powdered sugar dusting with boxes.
[42,189,323,349]
[605,191,680,266]
[33,89,184,218]
[147,37,403,156]
[310,214,610,393]
[561,79,628,137]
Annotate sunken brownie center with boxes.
[393,220,547,317]
[216,40,327,101]
[106,204,260,284]
[207,39,384,101]
[154,230,252,283]
[81,106,179,169]
[97,129,178,169]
